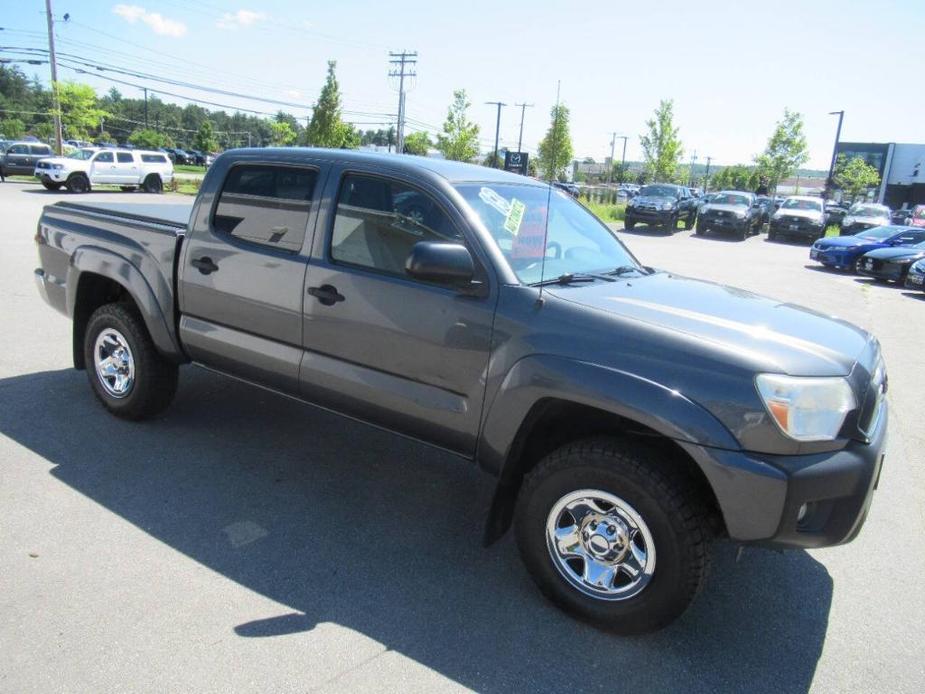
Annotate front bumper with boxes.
[700,214,748,231]
[682,400,887,549]
[858,258,907,282]
[771,218,825,238]
[626,208,675,223]
[905,270,925,290]
[810,246,857,269]
[35,170,68,183]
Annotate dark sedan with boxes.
[810,226,925,271]
[858,240,925,283]
[840,203,891,235]
[695,190,761,240]
[905,258,925,292]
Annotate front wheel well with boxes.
[483,399,724,545]
[72,273,138,369]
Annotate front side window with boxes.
[212,164,317,252]
[94,152,114,163]
[10,144,29,155]
[331,174,462,276]
[117,152,134,163]
[455,183,640,285]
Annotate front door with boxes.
[300,170,496,455]
[178,161,324,394]
[5,144,31,174]
[89,151,118,183]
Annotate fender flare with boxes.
[477,355,763,544]
[67,246,184,363]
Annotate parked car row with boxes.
[810,225,925,296]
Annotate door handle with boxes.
[307,284,345,306]
[191,256,219,275]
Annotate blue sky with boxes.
[3,0,923,168]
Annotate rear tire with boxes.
[84,303,178,420]
[624,219,635,231]
[514,437,712,634]
[142,174,163,194]
[66,173,90,194]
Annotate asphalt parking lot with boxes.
[1,181,923,693]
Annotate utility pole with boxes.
[44,0,63,153]
[703,156,712,192]
[143,87,149,128]
[688,151,698,187]
[485,102,506,168]
[827,110,845,194]
[618,135,628,184]
[388,51,417,154]
[515,102,533,153]
[609,133,617,184]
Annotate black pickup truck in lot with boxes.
[34,148,888,634]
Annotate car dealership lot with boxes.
[1,183,923,693]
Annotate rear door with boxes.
[114,151,139,184]
[299,168,496,455]
[178,161,325,394]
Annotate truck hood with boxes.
[774,208,823,221]
[701,203,747,214]
[37,156,85,168]
[632,195,676,207]
[814,235,883,249]
[546,272,870,376]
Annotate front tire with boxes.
[42,181,62,191]
[84,303,178,420]
[624,218,635,231]
[695,221,705,236]
[66,173,90,194]
[514,437,712,634]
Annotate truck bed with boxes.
[35,200,192,360]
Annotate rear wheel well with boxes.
[72,273,137,369]
[484,399,724,544]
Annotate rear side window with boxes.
[117,152,134,163]
[140,154,167,163]
[331,174,461,277]
[213,164,317,252]
[30,145,52,155]
[94,151,114,163]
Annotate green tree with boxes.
[56,81,108,140]
[304,61,356,148]
[639,99,683,183]
[270,120,297,146]
[128,128,174,149]
[754,109,809,194]
[710,164,759,192]
[482,151,503,168]
[0,118,25,139]
[436,89,480,162]
[833,154,881,201]
[193,120,219,152]
[536,103,574,181]
[403,130,432,155]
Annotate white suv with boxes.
[34,148,174,194]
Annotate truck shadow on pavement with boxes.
[0,367,833,693]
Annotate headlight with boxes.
[755,374,856,442]
[843,216,856,226]
[661,202,674,210]
[52,164,63,170]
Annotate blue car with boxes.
[809,225,925,272]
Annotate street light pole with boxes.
[486,101,506,168]
[515,102,533,153]
[827,110,844,194]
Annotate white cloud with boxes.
[113,4,187,38]
[217,9,267,30]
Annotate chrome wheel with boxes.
[546,489,656,601]
[93,329,135,398]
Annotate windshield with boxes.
[857,226,898,240]
[455,183,640,285]
[710,193,750,206]
[66,149,96,160]
[850,204,888,217]
[638,185,678,198]
[782,198,822,211]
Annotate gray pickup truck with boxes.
[34,148,887,634]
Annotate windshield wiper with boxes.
[606,265,650,277]
[530,272,615,287]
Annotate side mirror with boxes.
[405,241,475,285]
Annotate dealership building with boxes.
[836,142,925,208]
